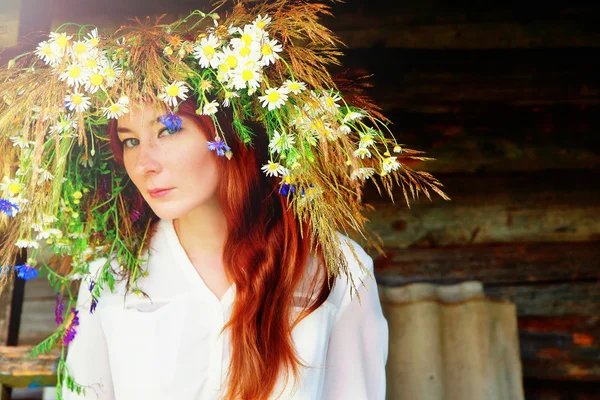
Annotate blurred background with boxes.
[1,0,599,399]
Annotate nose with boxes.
[133,140,163,176]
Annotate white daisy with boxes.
[65,93,91,113]
[353,147,372,159]
[0,176,21,196]
[15,239,40,249]
[393,145,403,153]
[343,111,364,123]
[253,15,272,31]
[261,161,287,177]
[84,71,105,93]
[48,32,72,52]
[351,167,376,180]
[231,61,262,90]
[158,81,189,108]
[321,92,342,109]
[231,24,260,50]
[268,130,295,154]
[102,100,129,119]
[359,131,375,147]
[86,28,100,47]
[258,87,289,111]
[9,136,31,148]
[339,124,352,135]
[49,118,77,135]
[35,41,61,66]
[101,59,122,87]
[193,34,221,68]
[222,91,239,107]
[259,38,282,66]
[202,101,219,115]
[37,168,54,183]
[59,64,88,88]
[282,80,306,95]
[216,46,240,78]
[36,228,63,241]
[382,156,402,173]
[71,40,91,60]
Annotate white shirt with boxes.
[63,219,388,400]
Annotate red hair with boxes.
[108,99,333,399]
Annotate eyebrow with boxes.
[117,117,164,134]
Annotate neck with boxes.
[173,199,228,256]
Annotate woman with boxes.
[63,99,388,399]
[0,2,447,399]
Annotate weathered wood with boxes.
[518,316,600,382]
[332,20,600,49]
[374,241,600,286]
[363,172,600,248]
[484,282,600,318]
[0,346,58,388]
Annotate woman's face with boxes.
[116,103,220,220]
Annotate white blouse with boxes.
[63,219,388,400]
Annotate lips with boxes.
[148,188,174,199]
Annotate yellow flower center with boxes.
[226,55,238,68]
[289,82,300,91]
[239,46,251,57]
[164,46,173,55]
[72,95,82,105]
[241,34,252,46]
[267,91,280,103]
[89,38,99,46]
[74,43,87,54]
[73,191,83,199]
[268,163,279,171]
[8,183,21,194]
[86,59,97,68]
[167,85,180,97]
[261,44,272,56]
[104,67,115,78]
[42,46,54,56]
[56,36,69,49]
[69,67,81,78]
[325,97,335,107]
[90,74,103,86]
[109,104,121,113]
[219,63,229,73]
[241,69,253,81]
[257,21,265,29]
[203,45,215,57]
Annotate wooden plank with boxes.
[0,346,58,388]
[519,316,600,382]
[374,241,600,286]
[485,282,600,317]
[364,172,600,248]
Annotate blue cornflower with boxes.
[207,138,231,157]
[159,112,183,133]
[279,183,296,196]
[14,263,39,280]
[0,199,19,217]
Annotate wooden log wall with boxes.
[323,1,600,398]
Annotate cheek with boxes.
[176,138,219,194]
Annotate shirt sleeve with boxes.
[321,254,389,400]
[62,260,115,400]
